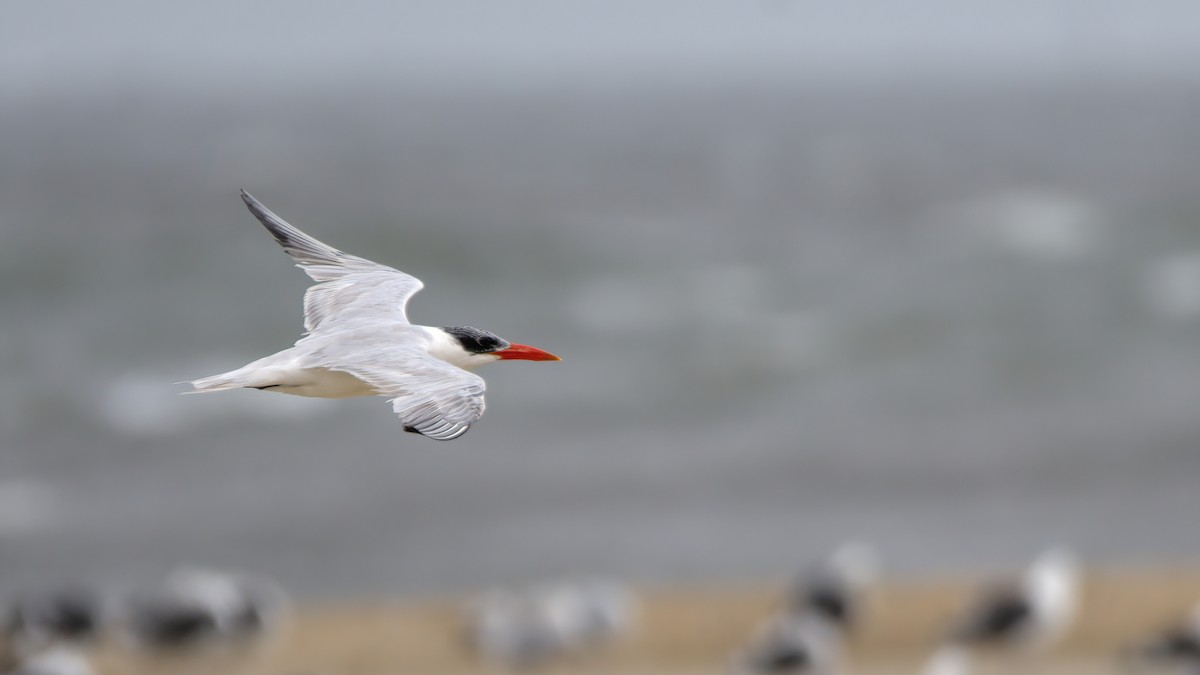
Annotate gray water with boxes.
[4,7,1200,601]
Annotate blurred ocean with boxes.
[3,4,1200,600]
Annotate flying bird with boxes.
[188,191,560,440]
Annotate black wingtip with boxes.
[403,424,468,441]
[238,190,279,229]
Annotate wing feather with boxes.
[240,190,424,331]
[329,347,487,441]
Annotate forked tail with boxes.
[184,362,278,393]
[185,370,248,393]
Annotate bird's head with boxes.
[437,326,561,370]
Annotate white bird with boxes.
[466,579,635,668]
[920,548,1080,675]
[566,578,638,645]
[188,191,560,440]
[467,589,573,668]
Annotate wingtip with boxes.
[239,189,278,227]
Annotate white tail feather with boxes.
[185,371,250,393]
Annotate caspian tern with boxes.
[188,191,560,440]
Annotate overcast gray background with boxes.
[2,1,1200,601]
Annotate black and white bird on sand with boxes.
[731,614,844,674]
[188,190,560,441]
[788,542,879,634]
[4,587,103,657]
[920,548,1080,675]
[119,568,288,653]
[732,543,879,673]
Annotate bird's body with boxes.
[188,191,559,440]
[790,542,879,633]
[732,614,841,674]
[949,586,1036,646]
[120,568,288,652]
[947,549,1078,651]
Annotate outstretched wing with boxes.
[240,190,424,331]
[330,347,487,441]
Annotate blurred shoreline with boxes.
[62,564,1200,674]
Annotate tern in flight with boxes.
[188,191,560,440]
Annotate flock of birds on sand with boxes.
[0,567,287,675]
[728,544,1200,675]
[466,577,636,669]
[7,545,1200,674]
[729,544,1080,675]
[467,544,1200,675]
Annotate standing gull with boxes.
[732,543,879,673]
[921,548,1080,675]
[119,567,289,653]
[788,542,879,634]
[188,191,560,440]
